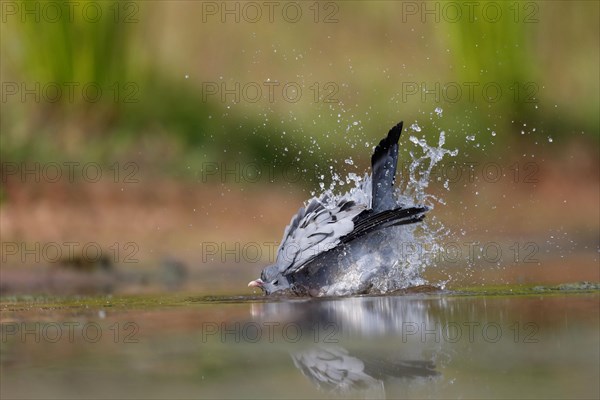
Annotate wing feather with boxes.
[275,197,366,274]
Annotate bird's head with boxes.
[248,264,289,295]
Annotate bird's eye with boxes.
[272,279,279,285]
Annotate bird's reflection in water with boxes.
[291,345,438,399]
[250,293,445,398]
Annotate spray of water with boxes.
[305,121,458,293]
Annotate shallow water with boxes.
[1,288,599,399]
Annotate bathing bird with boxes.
[248,121,428,296]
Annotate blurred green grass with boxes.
[1,1,598,181]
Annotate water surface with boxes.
[1,288,598,399]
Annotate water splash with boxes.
[404,131,459,206]
[302,125,458,293]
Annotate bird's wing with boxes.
[341,205,429,244]
[275,196,367,275]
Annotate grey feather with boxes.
[371,121,402,213]
[275,197,366,275]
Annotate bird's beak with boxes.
[248,279,264,288]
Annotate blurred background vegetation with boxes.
[2,1,597,172]
[0,1,598,293]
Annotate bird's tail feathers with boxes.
[371,121,403,212]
